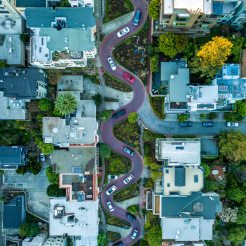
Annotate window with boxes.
[167,183,170,187]
[165,169,169,174]
[194,175,198,183]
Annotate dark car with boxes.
[112,109,126,119]
[179,121,192,127]
[202,122,213,127]
[126,212,136,221]
[133,10,141,26]
[113,242,123,246]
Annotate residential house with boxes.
[0,0,25,66]
[3,195,26,234]
[151,138,222,243]
[25,7,96,69]
[155,0,246,37]
[49,197,99,246]
[160,61,246,113]
[0,67,47,120]
[43,236,67,246]
[0,146,27,169]
[22,234,48,246]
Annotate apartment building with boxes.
[25,7,96,69]
[0,0,25,65]
[155,0,246,37]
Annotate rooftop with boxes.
[0,34,25,65]
[43,116,98,147]
[163,166,204,196]
[160,192,222,219]
[0,67,47,99]
[57,75,83,93]
[161,217,214,241]
[49,197,99,245]
[25,7,95,29]
[51,147,96,174]
[0,146,27,168]
[3,195,26,229]
[155,138,201,165]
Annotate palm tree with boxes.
[54,92,77,115]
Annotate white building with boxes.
[22,234,48,246]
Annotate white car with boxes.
[123,174,134,184]
[107,57,116,71]
[107,201,114,212]
[40,153,45,162]
[227,122,239,127]
[117,27,130,37]
[106,185,117,196]
[131,229,138,240]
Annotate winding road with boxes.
[99,1,148,245]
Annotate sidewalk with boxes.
[115,196,139,209]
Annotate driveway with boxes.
[3,166,50,221]
[138,96,246,136]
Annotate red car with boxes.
[123,72,135,83]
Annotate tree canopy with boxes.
[19,222,40,238]
[148,0,160,20]
[100,143,112,159]
[46,166,59,184]
[150,55,159,72]
[92,93,102,106]
[191,36,233,78]
[159,33,188,58]
[233,100,246,117]
[219,131,246,162]
[128,112,138,124]
[38,98,53,111]
[227,226,246,245]
[55,92,77,115]
[227,187,245,203]
[37,142,54,155]
[46,184,66,197]
[146,225,162,246]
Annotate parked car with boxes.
[117,27,130,37]
[126,212,136,221]
[131,229,139,240]
[106,185,117,196]
[133,10,141,26]
[107,57,116,71]
[113,241,123,246]
[179,121,192,127]
[123,72,135,83]
[123,174,134,184]
[123,146,134,156]
[40,153,45,162]
[202,122,213,127]
[227,122,239,127]
[112,109,126,119]
[106,201,114,212]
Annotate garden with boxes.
[114,183,139,202]
[103,73,132,92]
[149,96,165,119]
[114,22,149,84]
[104,0,134,23]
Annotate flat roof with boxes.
[156,138,201,165]
[51,147,96,174]
[0,146,26,167]
[161,217,214,241]
[163,166,203,196]
[58,75,83,93]
[49,197,99,244]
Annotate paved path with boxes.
[99,1,148,245]
[115,197,139,210]
[138,96,246,136]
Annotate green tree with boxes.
[230,36,246,63]
[150,55,159,72]
[100,110,112,120]
[146,225,162,246]
[38,98,53,111]
[200,113,207,120]
[128,112,138,124]
[92,93,102,106]
[46,184,66,197]
[233,100,246,117]
[55,93,77,115]
[60,0,71,7]
[37,142,54,155]
[202,163,211,178]
[0,60,6,68]
[177,113,190,122]
[227,187,245,203]
[98,232,106,246]
[237,206,246,225]
[207,112,217,120]
[227,226,246,245]
[148,0,160,20]
[191,36,233,78]
[46,69,62,85]
[19,222,40,238]
[219,131,246,162]
[127,205,139,215]
[100,144,111,159]
[159,33,188,58]
[16,165,28,175]
[46,166,59,184]
[224,112,243,122]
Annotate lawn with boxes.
[104,0,134,23]
[114,183,139,202]
[103,73,132,92]
[106,231,121,244]
[114,121,140,152]
[114,22,149,84]
[149,96,165,119]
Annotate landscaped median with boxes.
[149,96,165,119]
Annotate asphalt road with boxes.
[99,0,148,245]
[138,96,246,135]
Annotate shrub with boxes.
[19,222,40,238]
[46,184,66,197]
[177,113,190,122]
[46,166,59,184]
[128,112,138,124]
[100,144,111,159]
[38,98,53,111]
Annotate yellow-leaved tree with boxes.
[191,36,233,78]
